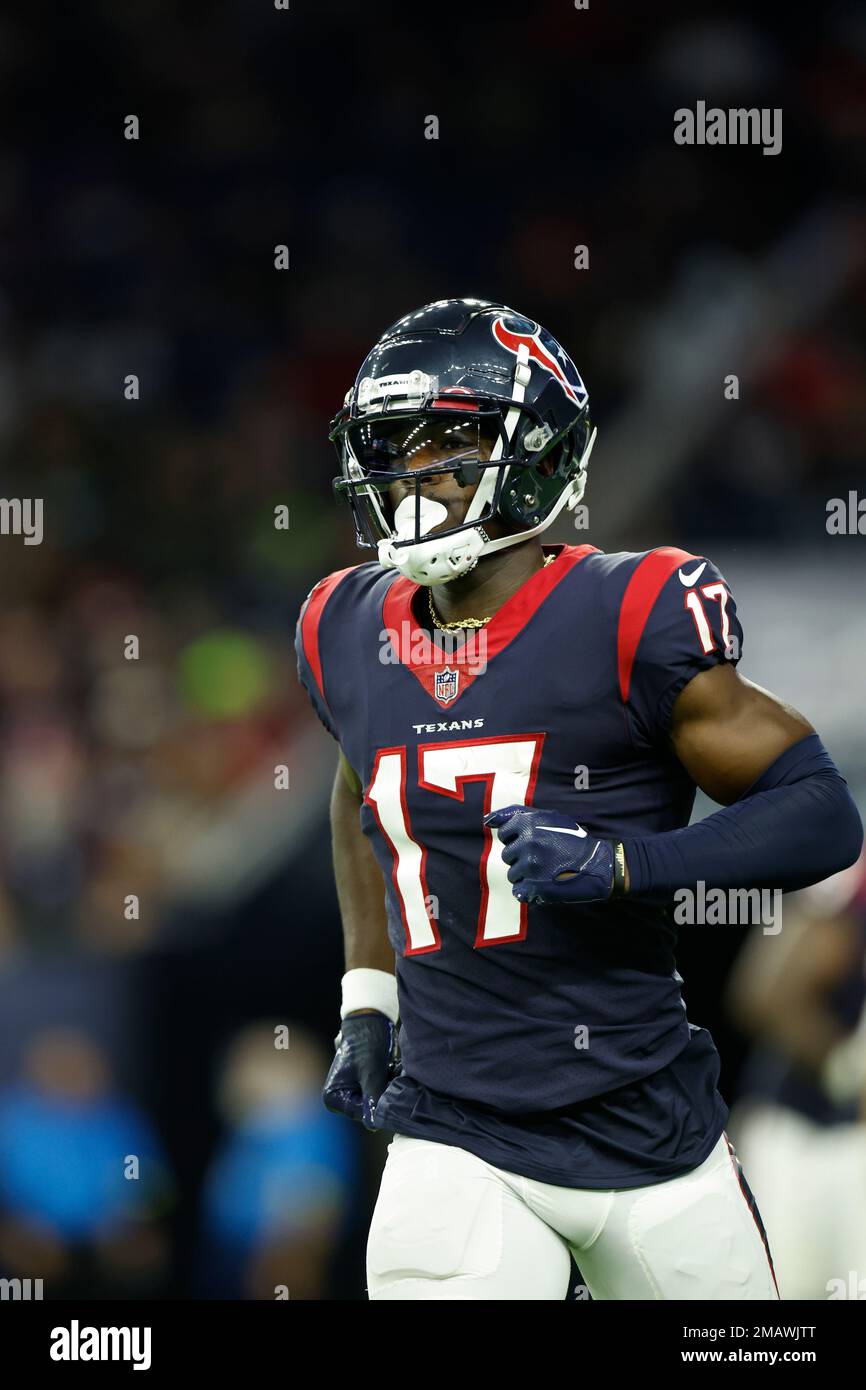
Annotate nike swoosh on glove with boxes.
[323,1012,401,1131]
[484,805,615,905]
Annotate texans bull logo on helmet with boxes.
[491,314,588,411]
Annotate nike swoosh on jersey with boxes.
[678,561,707,587]
[536,825,588,838]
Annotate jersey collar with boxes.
[381,543,598,708]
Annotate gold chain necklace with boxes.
[427,553,556,632]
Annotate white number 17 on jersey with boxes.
[365,733,545,955]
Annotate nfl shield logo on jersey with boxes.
[435,666,459,705]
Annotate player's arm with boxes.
[331,749,394,974]
[295,581,399,1128]
[618,667,862,897]
[323,750,400,1130]
[668,664,812,805]
[486,553,862,904]
[488,675,861,904]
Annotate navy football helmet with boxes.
[330,298,597,584]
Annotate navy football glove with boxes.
[484,805,615,905]
[323,1012,400,1131]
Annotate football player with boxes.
[295,298,863,1300]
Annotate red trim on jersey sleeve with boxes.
[617,547,696,704]
[298,567,355,710]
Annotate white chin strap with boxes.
[377,494,487,584]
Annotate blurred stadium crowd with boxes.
[0,1,864,1298]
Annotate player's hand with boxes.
[323,1011,400,1131]
[484,805,615,905]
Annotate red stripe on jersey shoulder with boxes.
[299,567,356,710]
[617,547,696,704]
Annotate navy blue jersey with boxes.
[296,543,743,1188]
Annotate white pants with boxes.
[367,1131,780,1300]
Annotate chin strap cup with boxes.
[379,525,487,584]
[377,492,486,584]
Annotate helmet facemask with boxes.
[334,408,506,547]
[332,401,594,584]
